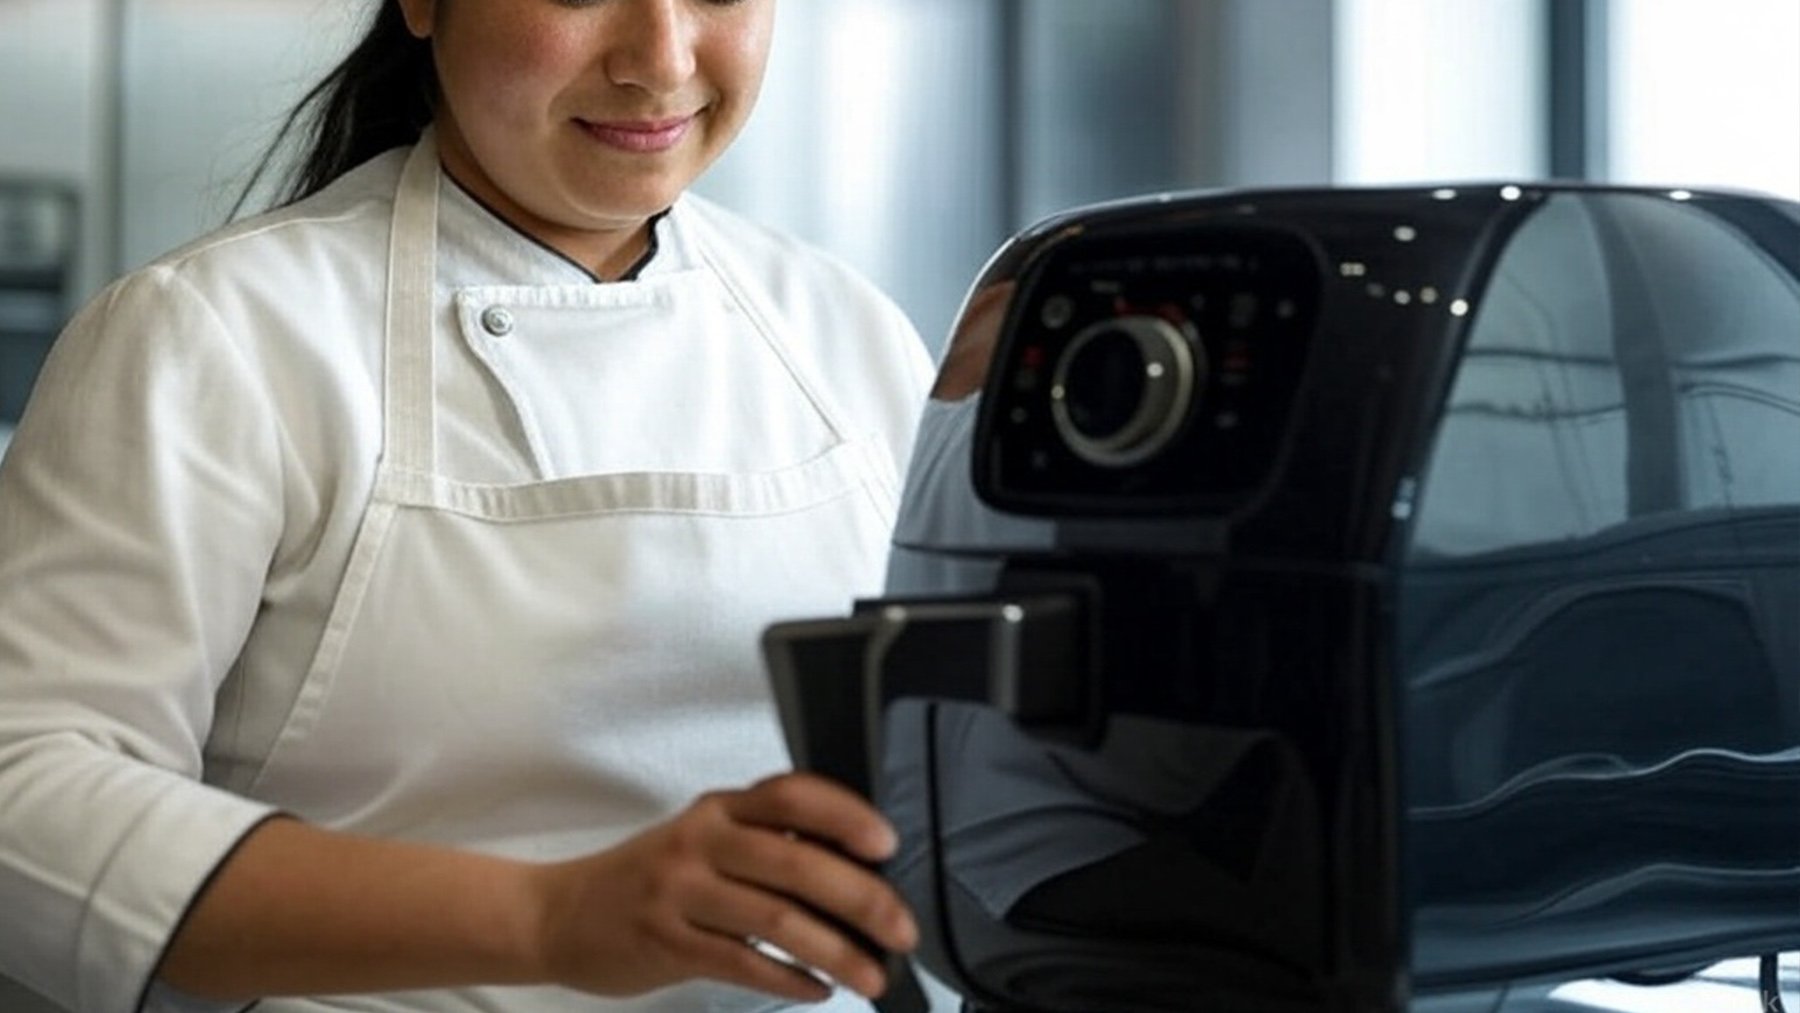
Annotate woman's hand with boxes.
[529,772,919,1002]
[157,774,915,1003]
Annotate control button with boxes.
[1041,296,1075,330]
[480,305,515,337]
[1049,314,1202,469]
[1229,293,1258,329]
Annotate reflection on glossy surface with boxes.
[769,183,1800,1013]
[1548,955,1797,1012]
[1398,189,1800,990]
[872,695,1330,1013]
[932,282,1020,403]
[1410,956,1796,1012]
[1408,194,1800,555]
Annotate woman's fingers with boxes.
[724,772,900,864]
[676,924,839,1002]
[677,775,916,996]
[709,822,917,956]
[683,873,892,998]
[534,773,918,1000]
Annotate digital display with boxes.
[977,223,1324,513]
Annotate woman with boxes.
[0,1,936,1010]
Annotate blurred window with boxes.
[1409,193,1800,558]
[1605,0,1800,200]
[1334,0,1546,184]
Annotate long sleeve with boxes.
[0,265,288,1013]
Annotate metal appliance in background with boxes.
[764,184,1800,1012]
[0,179,76,430]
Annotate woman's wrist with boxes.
[512,858,567,987]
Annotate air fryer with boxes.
[764,184,1800,1013]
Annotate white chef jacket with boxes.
[0,139,934,1013]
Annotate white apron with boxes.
[235,138,899,1013]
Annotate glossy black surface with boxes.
[1396,190,1800,991]
[764,184,1800,1012]
[978,223,1323,511]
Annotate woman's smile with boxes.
[403,0,774,275]
[575,114,697,154]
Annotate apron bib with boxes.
[241,138,896,1013]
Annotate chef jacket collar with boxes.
[437,166,686,288]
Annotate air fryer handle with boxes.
[759,593,1080,1013]
[760,594,1086,1013]
[761,592,1089,797]
[861,594,1089,731]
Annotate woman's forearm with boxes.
[156,775,916,1005]
[156,817,548,1000]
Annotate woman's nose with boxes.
[605,0,698,94]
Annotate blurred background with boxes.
[0,0,1796,1008]
[2,0,1798,449]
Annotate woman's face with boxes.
[397,0,775,274]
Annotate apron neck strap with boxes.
[384,132,442,475]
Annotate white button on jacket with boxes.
[0,133,935,1013]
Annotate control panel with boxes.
[976,222,1323,514]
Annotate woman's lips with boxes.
[576,116,695,154]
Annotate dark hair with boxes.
[232,2,437,217]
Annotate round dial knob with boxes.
[1050,314,1202,468]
